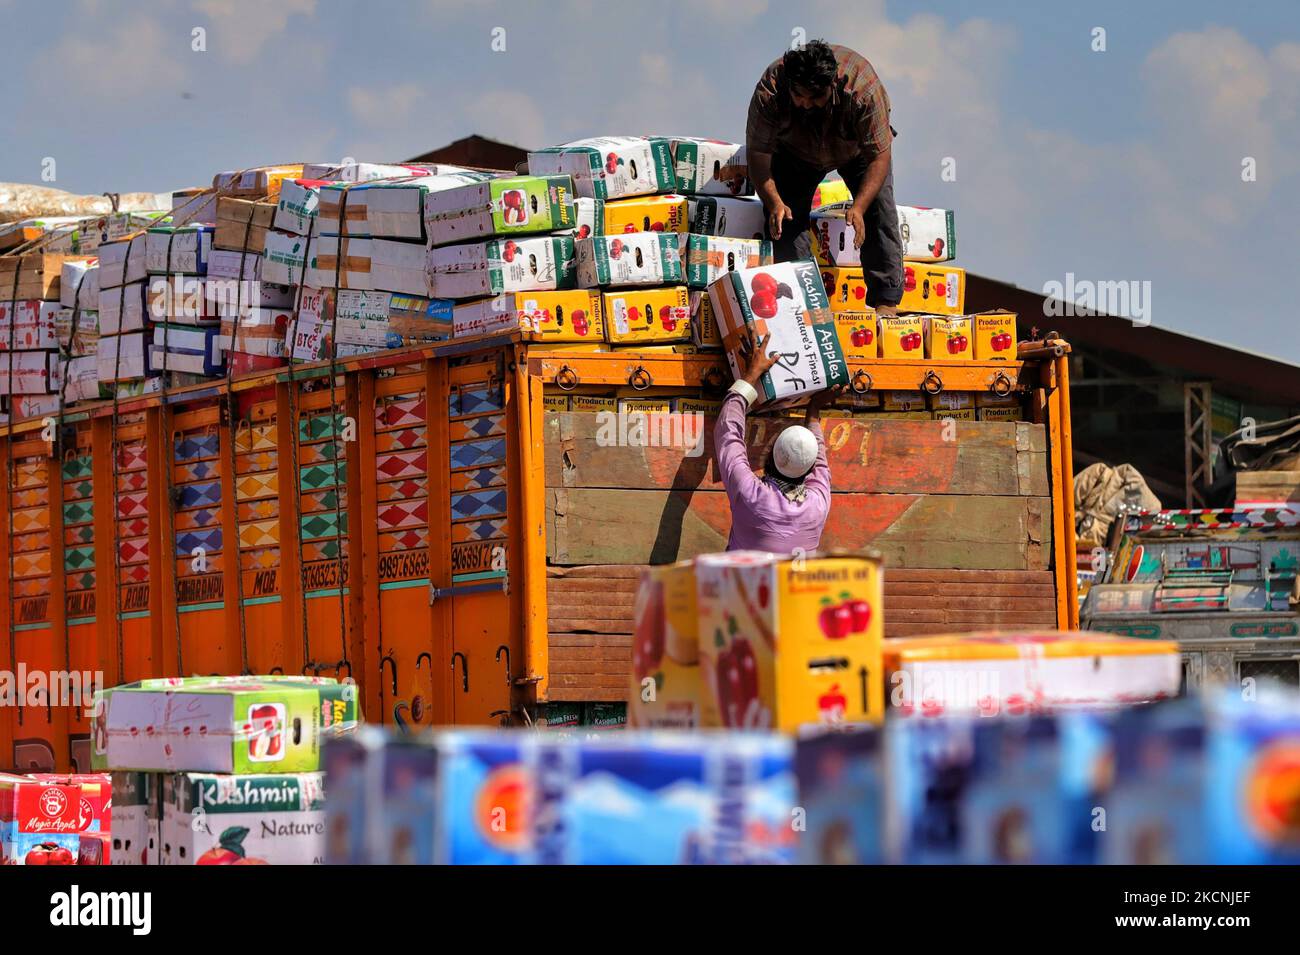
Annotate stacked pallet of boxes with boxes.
[56,257,104,406]
[0,252,85,418]
[808,198,1021,423]
[95,228,154,396]
[91,675,358,865]
[273,162,484,363]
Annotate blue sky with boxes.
[3,0,1298,364]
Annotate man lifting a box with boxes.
[746,39,904,316]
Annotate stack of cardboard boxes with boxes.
[91,675,360,865]
[0,147,1029,423]
[0,251,95,417]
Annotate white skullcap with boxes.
[772,425,818,479]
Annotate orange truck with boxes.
[0,334,1077,772]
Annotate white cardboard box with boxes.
[0,350,59,395]
[669,137,751,195]
[96,236,148,289]
[527,137,674,200]
[60,259,100,309]
[688,196,766,239]
[262,230,310,286]
[96,332,150,382]
[99,281,148,335]
[428,236,577,299]
[0,300,61,350]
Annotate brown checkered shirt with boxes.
[746,44,893,171]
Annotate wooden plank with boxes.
[546,564,645,579]
[546,488,1052,570]
[884,569,1055,584]
[544,414,1048,497]
[543,617,637,634]
[1236,471,1300,503]
[884,582,1056,598]
[883,609,1058,625]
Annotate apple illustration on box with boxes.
[609,239,624,259]
[749,272,793,319]
[576,224,591,239]
[571,309,589,336]
[715,632,759,728]
[903,266,916,292]
[501,189,525,225]
[992,331,1013,352]
[659,305,678,332]
[946,334,968,354]
[850,326,873,347]
[929,237,944,258]
[501,240,519,263]
[818,684,848,723]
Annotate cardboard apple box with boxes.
[707,260,848,405]
[972,309,1017,360]
[428,236,576,299]
[684,234,773,289]
[453,290,603,341]
[576,232,685,288]
[572,194,690,238]
[833,310,877,361]
[926,315,973,360]
[274,179,334,236]
[811,202,957,266]
[688,195,766,239]
[897,205,956,262]
[668,137,751,195]
[528,136,674,200]
[878,315,925,359]
[424,174,577,246]
[601,287,690,344]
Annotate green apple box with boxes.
[576,232,684,288]
[424,175,576,246]
[428,236,576,299]
[528,136,674,200]
[707,260,849,405]
[685,234,773,289]
[92,678,358,774]
[161,771,326,865]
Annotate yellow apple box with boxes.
[878,315,925,359]
[972,309,1018,360]
[926,315,973,360]
[695,550,884,732]
[601,286,691,344]
[834,310,877,360]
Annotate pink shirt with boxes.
[714,392,831,554]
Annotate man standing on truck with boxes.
[716,327,840,553]
[746,39,903,316]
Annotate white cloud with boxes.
[42,15,187,102]
[346,83,428,128]
[192,0,316,63]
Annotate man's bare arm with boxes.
[748,149,793,240]
[846,147,891,248]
